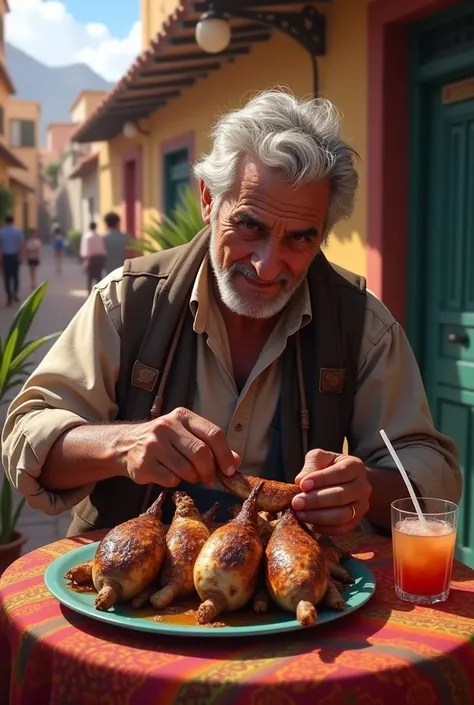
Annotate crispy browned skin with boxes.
[92,491,167,611]
[65,560,93,585]
[265,509,329,627]
[194,482,264,624]
[217,469,299,513]
[228,504,276,546]
[149,491,211,610]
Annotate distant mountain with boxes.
[6,44,113,145]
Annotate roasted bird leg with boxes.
[194,482,264,624]
[307,528,352,562]
[131,584,158,609]
[217,469,298,513]
[65,560,93,585]
[266,509,329,627]
[253,583,269,613]
[202,502,219,530]
[329,562,355,585]
[322,579,346,611]
[149,491,211,610]
[92,491,167,611]
[228,504,277,546]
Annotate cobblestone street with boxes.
[1,246,88,552]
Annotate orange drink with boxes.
[391,498,458,605]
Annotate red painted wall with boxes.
[367,0,461,324]
[122,146,143,238]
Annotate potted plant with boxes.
[0,282,60,575]
[132,186,204,253]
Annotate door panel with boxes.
[125,160,136,237]
[426,91,474,568]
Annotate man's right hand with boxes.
[118,407,239,488]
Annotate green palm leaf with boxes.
[0,281,61,545]
[132,186,204,253]
[6,282,48,357]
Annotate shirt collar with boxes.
[189,253,312,336]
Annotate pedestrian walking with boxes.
[103,212,134,274]
[0,214,24,306]
[25,229,42,291]
[80,222,107,294]
[52,226,65,274]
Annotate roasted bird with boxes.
[194,482,264,624]
[217,469,298,513]
[149,491,212,610]
[202,502,219,530]
[306,529,355,585]
[266,508,342,626]
[65,560,93,585]
[228,504,277,546]
[92,491,167,611]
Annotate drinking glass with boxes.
[391,497,458,605]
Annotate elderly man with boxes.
[1,90,461,537]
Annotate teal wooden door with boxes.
[425,88,474,568]
[164,148,189,216]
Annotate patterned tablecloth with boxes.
[1,530,474,705]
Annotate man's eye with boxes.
[292,233,313,243]
[241,221,261,232]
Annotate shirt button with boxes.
[235,423,243,432]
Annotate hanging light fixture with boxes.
[195,9,232,54]
[194,3,327,96]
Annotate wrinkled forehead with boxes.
[229,158,331,223]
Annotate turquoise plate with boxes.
[44,541,376,638]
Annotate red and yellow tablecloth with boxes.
[1,531,474,705]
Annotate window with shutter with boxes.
[20,120,35,148]
[10,120,21,147]
[9,119,35,147]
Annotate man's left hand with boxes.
[292,449,371,535]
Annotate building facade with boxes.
[5,98,41,230]
[53,91,107,235]
[0,0,31,227]
[73,0,474,568]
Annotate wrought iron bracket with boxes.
[224,5,325,56]
[203,3,326,94]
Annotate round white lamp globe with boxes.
[195,15,231,54]
[122,121,138,139]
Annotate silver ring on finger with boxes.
[349,503,356,521]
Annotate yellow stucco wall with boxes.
[10,182,30,231]
[0,77,12,184]
[102,0,368,275]
[71,90,109,125]
[6,99,40,228]
[141,0,180,48]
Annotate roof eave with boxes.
[72,4,277,144]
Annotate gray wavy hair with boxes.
[193,89,359,239]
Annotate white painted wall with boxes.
[81,169,100,231]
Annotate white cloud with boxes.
[5,0,142,81]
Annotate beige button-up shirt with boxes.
[1,256,462,516]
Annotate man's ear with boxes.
[199,180,212,224]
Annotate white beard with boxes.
[208,226,305,320]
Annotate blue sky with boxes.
[6,0,142,80]
[63,0,139,38]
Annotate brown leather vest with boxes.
[68,228,367,536]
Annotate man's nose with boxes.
[250,241,282,281]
